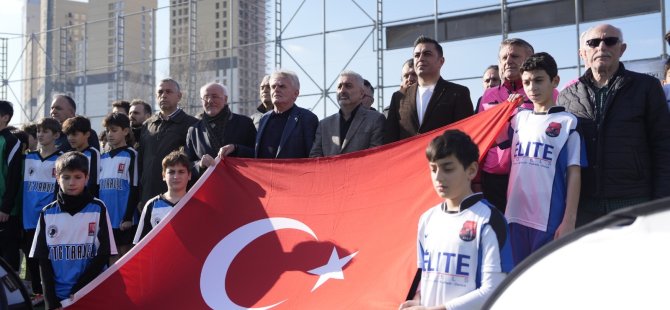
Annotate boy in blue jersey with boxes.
[505,52,586,264]
[399,130,513,310]
[98,113,138,261]
[22,117,63,299]
[0,101,22,272]
[30,151,116,309]
[62,116,100,197]
[133,150,191,244]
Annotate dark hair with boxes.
[162,150,191,172]
[0,101,14,123]
[500,38,534,55]
[484,65,499,73]
[22,123,37,138]
[130,99,152,115]
[414,36,443,58]
[520,52,558,80]
[55,94,77,112]
[363,79,374,94]
[62,116,91,135]
[159,78,181,92]
[37,117,61,134]
[55,151,89,176]
[102,113,135,146]
[111,100,131,114]
[426,130,479,169]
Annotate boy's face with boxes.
[162,164,191,192]
[521,69,559,107]
[37,128,58,147]
[58,169,88,196]
[429,155,477,200]
[67,131,90,151]
[105,125,128,149]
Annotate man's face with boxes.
[413,42,444,79]
[129,105,149,127]
[156,81,182,114]
[112,106,127,115]
[521,69,559,107]
[361,86,374,109]
[105,125,128,149]
[50,97,75,123]
[270,75,299,112]
[584,25,626,74]
[498,44,531,81]
[67,131,90,151]
[58,169,88,196]
[201,84,228,117]
[401,63,417,89]
[163,164,191,193]
[429,155,477,200]
[37,128,58,147]
[336,75,364,110]
[482,68,501,89]
[259,76,272,105]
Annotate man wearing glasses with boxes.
[185,82,256,177]
[559,24,670,226]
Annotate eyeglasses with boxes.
[585,37,620,48]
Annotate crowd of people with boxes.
[0,22,668,309]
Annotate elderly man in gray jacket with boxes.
[310,70,385,157]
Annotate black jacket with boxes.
[558,64,670,200]
[138,109,198,205]
[185,110,256,175]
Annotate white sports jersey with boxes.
[506,106,587,232]
[133,195,175,244]
[99,146,138,228]
[417,193,513,307]
[22,151,62,229]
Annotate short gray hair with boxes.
[200,82,229,97]
[339,70,364,87]
[271,69,300,90]
[158,78,181,92]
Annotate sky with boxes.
[1,0,669,125]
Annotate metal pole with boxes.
[662,0,667,57]
[434,0,438,39]
[501,0,508,40]
[575,0,582,76]
[83,22,87,115]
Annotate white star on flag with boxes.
[307,247,358,292]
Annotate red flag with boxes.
[66,100,517,309]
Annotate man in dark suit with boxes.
[230,70,318,159]
[185,82,256,176]
[384,36,473,144]
[310,70,385,157]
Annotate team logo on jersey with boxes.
[118,163,125,173]
[47,225,59,238]
[28,168,34,176]
[459,220,477,242]
[152,216,162,227]
[88,222,96,236]
[546,122,562,137]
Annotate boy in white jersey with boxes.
[505,52,586,264]
[134,150,191,244]
[399,130,513,310]
[30,152,116,309]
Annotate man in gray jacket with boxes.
[310,70,385,157]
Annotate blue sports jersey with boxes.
[133,195,176,244]
[29,198,116,300]
[81,146,101,196]
[99,146,138,228]
[22,151,62,230]
[506,106,588,232]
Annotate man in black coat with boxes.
[185,82,256,176]
[559,24,670,226]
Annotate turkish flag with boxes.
[66,100,517,309]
